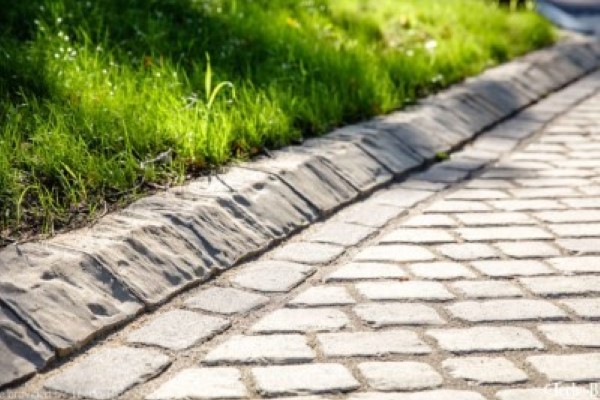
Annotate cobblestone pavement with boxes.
[9,73,600,399]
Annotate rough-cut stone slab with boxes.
[44,346,170,399]
[203,334,315,365]
[560,298,600,319]
[349,390,486,400]
[520,276,600,297]
[307,222,375,247]
[273,242,345,264]
[470,260,553,277]
[446,300,567,322]
[246,149,358,215]
[437,243,499,260]
[146,368,247,400]
[380,229,455,244]
[184,287,268,315]
[495,241,561,258]
[527,353,600,382]
[355,245,436,263]
[0,244,142,355]
[317,330,431,357]
[355,281,455,301]
[442,357,528,384]
[325,263,407,282]
[335,201,405,228]
[354,303,446,327]
[372,187,434,209]
[288,286,355,307]
[231,261,314,293]
[328,125,425,173]
[546,256,600,273]
[358,362,443,391]
[127,310,230,351]
[408,262,476,280]
[300,138,394,193]
[0,305,54,389]
[457,226,552,241]
[427,327,544,353]
[251,363,360,397]
[557,238,600,255]
[251,308,349,333]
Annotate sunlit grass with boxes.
[0,0,554,240]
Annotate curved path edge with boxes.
[1,36,600,389]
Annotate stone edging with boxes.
[1,37,599,389]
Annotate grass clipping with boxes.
[0,0,554,242]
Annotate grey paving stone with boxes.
[251,363,360,397]
[465,178,515,189]
[355,281,455,301]
[452,212,534,226]
[508,187,580,199]
[250,308,349,333]
[470,260,553,277]
[316,330,431,357]
[307,222,375,247]
[408,262,476,280]
[527,353,600,382]
[203,334,315,365]
[348,390,486,400]
[562,197,600,208]
[372,187,434,208]
[495,242,561,258]
[489,199,566,211]
[0,244,142,355]
[45,346,170,400]
[400,179,448,192]
[437,243,499,261]
[380,229,455,244]
[354,245,436,263]
[520,276,600,297]
[273,242,345,264]
[496,388,594,400]
[426,200,492,213]
[427,326,544,353]
[560,298,600,319]
[538,324,600,347]
[413,166,470,184]
[231,261,314,293]
[288,286,355,307]
[335,201,405,228]
[557,238,600,255]
[325,263,407,282]
[442,357,528,384]
[354,303,446,327]
[446,300,567,322]
[184,287,268,315]
[146,368,247,400]
[450,280,524,299]
[0,305,54,389]
[456,227,553,241]
[402,214,457,227]
[358,362,443,391]
[127,310,230,351]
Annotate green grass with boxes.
[0,0,554,242]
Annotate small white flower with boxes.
[424,40,437,51]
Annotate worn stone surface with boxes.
[288,286,355,307]
[437,243,499,260]
[231,261,314,293]
[349,390,486,400]
[146,368,247,400]
[184,287,268,315]
[127,310,230,351]
[380,229,455,244]
[0,243,142,355]
[470,260,553,277]
[251,363,360,396]
[527,353,600,382]
[251,308,349,333]
[0,305,54,389]
[450,280,524,299]
[446,300,567,322]
[316,330,431,357]
[560,298,600,319]
[44,347,170,399]
[496,388,595,400]
[520,276,600,296]
[538,323,600,347]
[546,256,600,273]
[442,357,528,384]
[354,245,436,263]
[325,263,407,282]
[358,362,443,391]
[307,222,375,247]
[355,281,455,301]
[203,334,315,365]
[354,303,446,327]
[408,262,476,280]
[427,327,544,353]
[273,242,345,264]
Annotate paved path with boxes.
[9,72,600,399]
